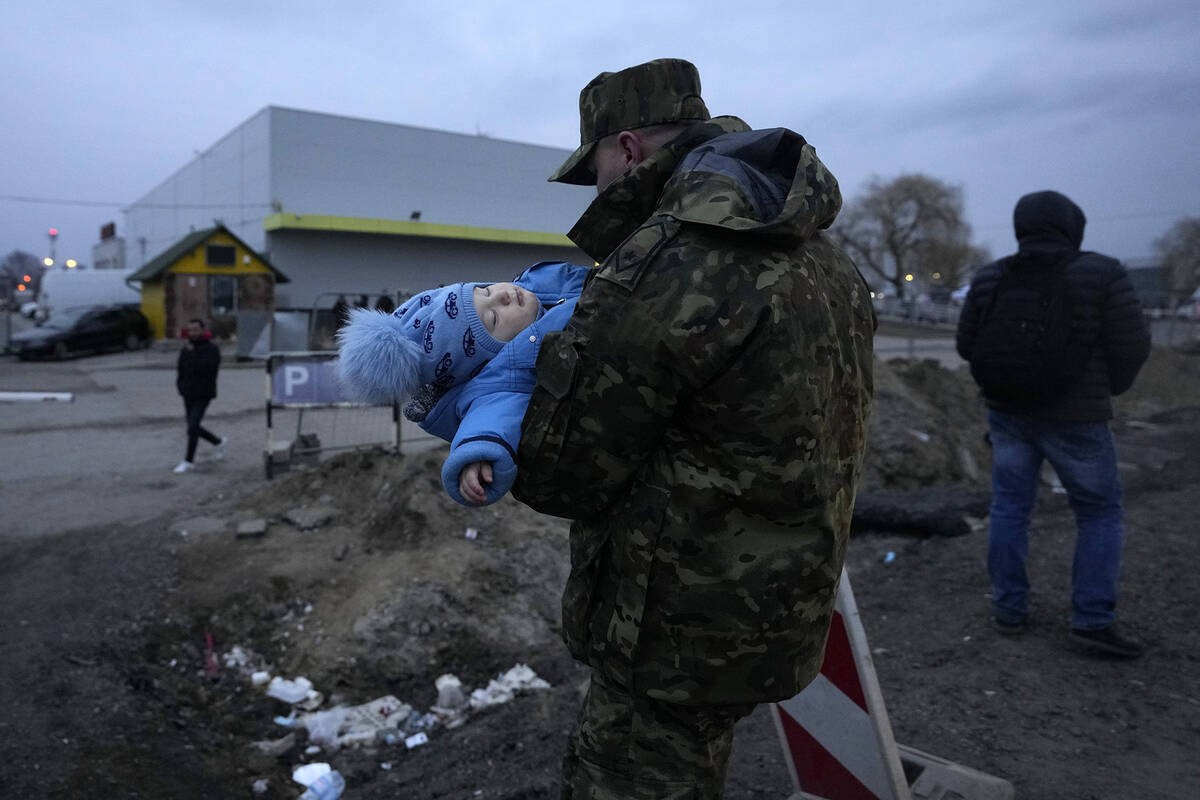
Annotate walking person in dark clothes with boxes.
[957,190,1150,656]
[174,319,226,473]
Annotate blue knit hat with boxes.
[336,282,508,405]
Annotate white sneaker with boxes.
[213,437,228,461]
[173,460,194,473]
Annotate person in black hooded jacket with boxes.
[957,190,1150,657]
[174,318,226,473]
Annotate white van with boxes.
[38,270,139,320]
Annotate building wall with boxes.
[91,236,126,270]
[123,106,595,319]
[124,108,273,266]
[140,282,165,339]
[143,231,276,339]
[267,107,591,234]
[268,229,589,310]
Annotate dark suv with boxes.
[11,303,152,360]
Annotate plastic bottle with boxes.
[298,770,346,800]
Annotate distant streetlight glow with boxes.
[932,272,942,280]
[904,273,914,282]
[23,274,32,283]
[43,257,54,267]
[17,283,27,292]
[66,258,78,268]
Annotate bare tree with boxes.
[1,250,44,307]
[1153,216,1200,300]
[831,174,989,297]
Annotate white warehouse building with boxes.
[124,106,593,338]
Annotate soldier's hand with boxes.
[459,461,494,506]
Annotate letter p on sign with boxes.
[284,365,310,396]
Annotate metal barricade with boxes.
[264,351,401,478]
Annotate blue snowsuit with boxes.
[360,260,586,506]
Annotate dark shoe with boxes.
[1069,624,1143,658]
[992,616,1026,635]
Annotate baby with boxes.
[336,260,588,506]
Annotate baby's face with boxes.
[474,283,538,342]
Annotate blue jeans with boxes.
[987,410,1125,630]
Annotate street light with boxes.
[65,258,77,268]
[43,257,54,267]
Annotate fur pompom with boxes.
[335,308,424,404]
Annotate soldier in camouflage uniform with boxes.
[513,59,876,798]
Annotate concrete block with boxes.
[236,519,268,539]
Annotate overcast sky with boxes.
[4,0,1197,272]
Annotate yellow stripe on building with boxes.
[263,213,573,247]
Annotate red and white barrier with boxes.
[773,570,1014,800]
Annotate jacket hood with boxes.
[567,117,842,262]
[1013,190,1086,252]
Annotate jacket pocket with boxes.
[560,522,610,661]
[513,343,579,512]
[575,483,671,689]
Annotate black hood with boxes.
[1013,190,1086,252]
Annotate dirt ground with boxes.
[1,346,1198,799]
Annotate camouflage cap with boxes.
[549,58,711,185]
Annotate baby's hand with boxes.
[459,460,494,506]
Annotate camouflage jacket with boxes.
[513,117,876,706]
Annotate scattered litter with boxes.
[380,762,392,770]
[984,690,997,697]
[305,745,321,756]
[252,778,269,794]
[464,527,478,540]
[274,712,298,728]
[872,647,890,656]
[299,707,346,750]
[249,733,295,758]
[882,551,896,564]
[433,674,468,727]
[468,664,551,711]
[298,769,345,799]
[292,762,331,786]
[405,732,429,749]
[404,712,437,734]
[300,695,412,751]
[436,674,466,710]
[432,671,468,729]
[962,635,972,642]
[204,633,219,677]
[298,691,326,712]
[251,671,271,687]
[223,646,252,669]
[908,429,931,443]
[267,676,316,704]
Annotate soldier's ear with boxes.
[616,130,646,168]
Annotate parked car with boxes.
[10,303,151,360]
